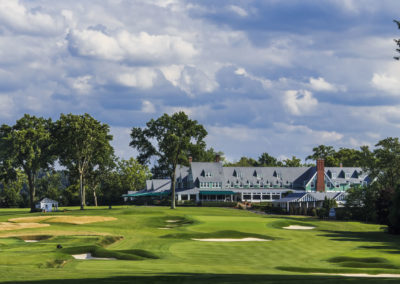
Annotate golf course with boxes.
[1,206,400,283]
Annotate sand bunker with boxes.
[24,240,39,242]
[9,216,52,223]
[0,222,49,231]
[192,238,270,242]
[9,216,117,225]
[316,273,400,278]
[166,220,179,223]
[283,225,315,230]
[72,253,116,260]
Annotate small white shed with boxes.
[35,198,58,212]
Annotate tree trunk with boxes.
[28,173,36,213]
[93,186,98,207]
[171,164,177,209]
[80,172,84,210]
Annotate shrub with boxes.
[199,201,237,207]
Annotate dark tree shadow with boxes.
[3,273,400,284]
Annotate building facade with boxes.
[123,158,370,206]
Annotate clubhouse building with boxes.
[123,156,370,209]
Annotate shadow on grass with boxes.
[318,230,400,254]
[3,273,400,284]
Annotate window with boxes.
[243,194,251,200]
[253,194,261,200]
[181,195,188,201]
[262,194,271,200]
[272,194,280,200]
[205,172,212,177]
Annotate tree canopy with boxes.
[53,113,113,210]
[130,112,207,209]
[0,115,55,212]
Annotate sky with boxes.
[1,0,400,163]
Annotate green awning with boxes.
[199,191,236,195]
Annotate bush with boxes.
[265,206,286,215]
[316,208,328,219]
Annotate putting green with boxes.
[0,206,399,284]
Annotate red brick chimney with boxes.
[316,159,325,192]
[188,156,193,163]
[215,154,221,163]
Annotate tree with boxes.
[258,152,280,166]
[225,157,259,167]
[394,20,400,60]
[117,157,152,192]
[0,115,55,212]
[130,112,207,209]
[194,147,224,163]
[0,169,26,208]
[53,113,113,210]
[35,170,66,205]
[306,145,337,166]
[282,156,302,167]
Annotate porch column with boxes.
[177,194,181,201]
[196,193,199,201]
[286,202,289,212]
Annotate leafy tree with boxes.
[282,156,302,167]
[258,152,280,166]
[53,113,113,210]
[306,145,337,166]
[344,185,377,223]
[225,157,259,167]
[117,157,152,192]
[394,20,400,60]
[0,115,55,212]
[194,147,224,163]
[35,170,66,205]
[0,169,26,208]
[130,112,207,209]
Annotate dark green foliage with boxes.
[130,112,207,209]
[0,115,55,212]
[394,20,400,60]
[97,236,123,247]
[53,113,114,210]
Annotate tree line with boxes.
[0,114,151,212]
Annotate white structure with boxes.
[35,198,58,212]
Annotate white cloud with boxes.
[0,0,62,35]
[309,77,338,92]
[235,67,272,89]
[371,73,400,95]
[68,29,197,64]
[142,100,156,113]
[228,5,248,17]
[71,75,92,94]
[283,90,318,115]
[0,95,14,118]
[117,68,158,89]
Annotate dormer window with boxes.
[205,172,212,177]
[345,172,350,179]
[332,172,336,179]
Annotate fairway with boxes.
[1,206,400,283]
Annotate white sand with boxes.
[24,240,39,242]
[166,220,179,223]
[72,253,116,260]
[192,237,270,242]
[315,273,400,278]
[283,225,315,230]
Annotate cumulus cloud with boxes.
[142,100,156,113]
[116,68,158,89]
[67,29,197,64]
[283,90,318,115]
[0,0,63,35]
[308,77,338,92]
[371,73,400,95]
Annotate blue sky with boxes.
[1,0,400,162]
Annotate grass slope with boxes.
[0,206,399,283]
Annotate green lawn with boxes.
[0,206,400,283]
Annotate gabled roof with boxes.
[38,198,58,204]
